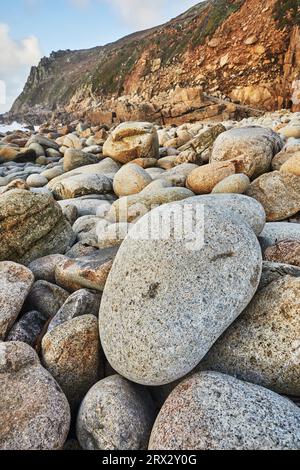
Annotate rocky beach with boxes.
[0,109,300,450]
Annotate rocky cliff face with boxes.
[9,0,300,125]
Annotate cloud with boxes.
[102,0,199,29]
[0,23,42,113]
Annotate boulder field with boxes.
[0,111,300,450]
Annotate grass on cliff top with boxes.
[273,0,300,28]
[90,0,246,95]
[190,0,245,48]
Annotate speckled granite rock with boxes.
[113,163,152,197]
[259,261,300,290]
[0,262,34,340]
[0,341,70,450]
[6,310,48,347]
[42,315,103,408]
[187,194,266,235]
[259,223,300,252]
[107,187,194,223]
[26,280,69,318]
[264,240,300,267]
[0,189,75,264]
[186,161,235,194]
[246,171,300,221]
[199,276,300,395]
[77,375,156,450]
[48,289,101,332]
[148,371,300,450]
[55,247,119,292]
[212,173,250,194]
[28,254,67,284]
[99,203,262,386]
[103,122,159,164]
[211,126,283,178]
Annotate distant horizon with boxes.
[0,0,201,114]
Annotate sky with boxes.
[0,0,200,113]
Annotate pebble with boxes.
[246,171,300,221]
[259,222,300,252]
[107,187,194,223]
[63,148,99,172]
[6,310,48,346]
[26,173,48,187]
[48,288,101,332]
[28,254,67,283]
[26,280,69,318]
[0,189,75,264]
[264,240,300,266]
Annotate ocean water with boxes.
[0,122,30,133]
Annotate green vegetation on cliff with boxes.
[273,0,300,28]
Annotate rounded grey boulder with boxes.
[99,203,262,386]
[42,315,103,408]
[211,126,283,178]
[199,276,300,396]
[149,371,300,450]
[0,341,70,450]
[188,193,266,235]
[76,375,156,450]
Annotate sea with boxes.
[0,122,34,133]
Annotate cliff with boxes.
[9,0,300,125]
